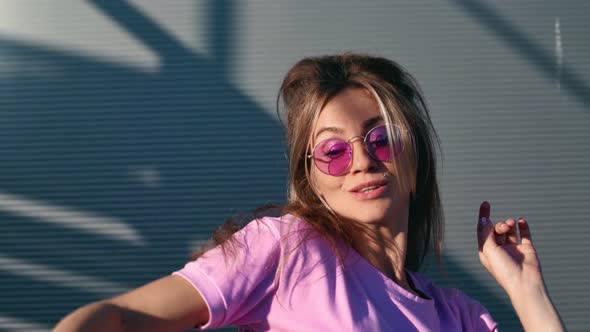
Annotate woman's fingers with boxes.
[477,201,495,252]
[476,201,533,252]
[518,218,533,245]
[495,219,519,245]
[505,219,519,244]
[494,221,507,245]
[494,221,507,233]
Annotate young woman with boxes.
[54,54,565,331]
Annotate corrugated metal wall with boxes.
[1,1,588,331]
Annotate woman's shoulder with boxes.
[409,272,497,330]
[253,214,336,258]
[249,213,313,239]
[409,271,494,319]
[409,272,485,307]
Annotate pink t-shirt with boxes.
[174,214,498,331]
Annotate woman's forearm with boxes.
[53,275,207,332]
[53,301,125,332]
[508,283,565,332]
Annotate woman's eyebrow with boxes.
[314,116,383,140]
[363,116,383,130]
[314,126,343,140]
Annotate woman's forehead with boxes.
[314,88,381,133]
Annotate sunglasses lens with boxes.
[313,139,352,175]
[367,125,403,161]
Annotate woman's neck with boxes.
[349,209,416,294]
[353,226,409,283]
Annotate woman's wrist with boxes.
[507,281,547,308]
[507,282,565,332]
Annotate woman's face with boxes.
[310,88,410,227]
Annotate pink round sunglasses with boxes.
[307,124,405,176]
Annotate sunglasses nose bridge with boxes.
[347,135,377,171]
[347,135,366,151]
[346,135,364,144]
[347,135,372,156]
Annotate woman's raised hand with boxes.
[476,201,543,294]
[476,201,565,332]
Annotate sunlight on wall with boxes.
[0,0,159,72]
[0,192,145,246]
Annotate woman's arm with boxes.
[476,201,566,332]
[53,275,209,332]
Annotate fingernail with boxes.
[481,217,487,225]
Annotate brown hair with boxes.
[193,53,444,272]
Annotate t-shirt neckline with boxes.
[346,246,434,305]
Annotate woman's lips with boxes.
[349,181,389,200]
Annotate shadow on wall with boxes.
[0,1,516,330]
[0,1,284,330]
[449,0,590,111]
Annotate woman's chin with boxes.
[336,200,408,228]
[344,212,391,226]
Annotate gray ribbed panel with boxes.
[1,1,588,331]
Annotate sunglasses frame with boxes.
[307,124,405,176]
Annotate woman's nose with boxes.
[349,139,377,174]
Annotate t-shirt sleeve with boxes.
[173,218,281,329]
[455,290,499,332]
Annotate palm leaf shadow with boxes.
[0,0,285,328]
